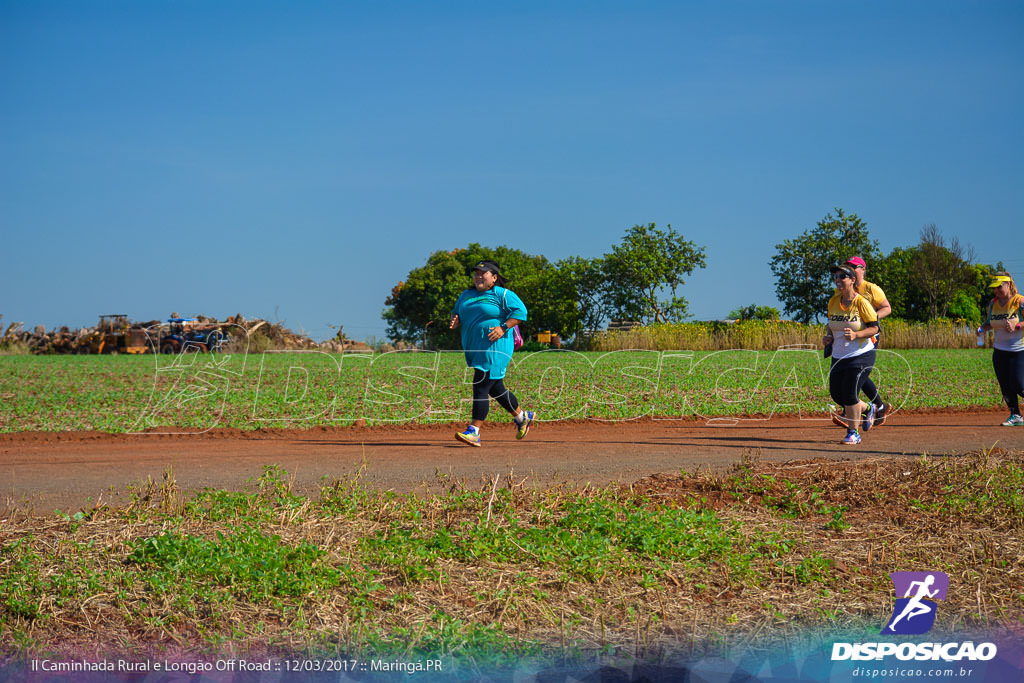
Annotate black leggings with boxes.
[861,377,884,406]
[471,369,520,422]
[861,332,883,406]
[829,350,875,407]
[992,349,1024,415]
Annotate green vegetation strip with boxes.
[0,349,1003,432]
[1,454,1021,668]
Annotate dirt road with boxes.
[3,409,1022,513]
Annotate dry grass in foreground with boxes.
[0,450,1021,671]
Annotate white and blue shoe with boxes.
[842,429,861,445]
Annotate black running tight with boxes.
[471,369,520,421]
[861,377,884,407]
[992,349,1024,415]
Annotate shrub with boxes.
[590,319,980,351]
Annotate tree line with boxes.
[770,208,1004,325]
[384,210,1004,348]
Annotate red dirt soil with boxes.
[2,409,1022,514]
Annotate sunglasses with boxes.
[834,273,852,280]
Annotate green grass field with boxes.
[0,349,1003,432]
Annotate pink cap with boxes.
[845,256,867,268]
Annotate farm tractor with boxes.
[79,314,149,354]
[159,318,230,354]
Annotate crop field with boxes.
[1,452,1021,674]
[0,349,1003,432]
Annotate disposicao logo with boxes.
[884,571,948,635]
[831,570,998,662]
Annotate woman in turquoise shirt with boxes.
[449,260,534,446]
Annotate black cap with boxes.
[830,264,855,279]
[471,260,500,275]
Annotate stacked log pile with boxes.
[2,318,86,354]
[4,322,109,354]
[0,313,373,354]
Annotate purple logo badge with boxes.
[884,571,949,635]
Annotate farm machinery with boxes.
[79,314,149,354]
[76,315,232,354]
[158,318,231,354]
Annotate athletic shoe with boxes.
[515,410,535,440]
[831,410,845,428]
[874,402,890,427]
[1001,414,1024,427]
[842,430,861,445]
[861,403,876,432]
[455,427,481,447]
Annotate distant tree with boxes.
[947,291,982,326]
[526,262,584,342]
[602,223,707,324]
[910,224,978,320]
[727,304,781,321]
[870,246,922,319]
[870,234,996,323]
[978,261,1008,314]
[770,208,881,323]
[554,255,611,344]
[383,251,466,348]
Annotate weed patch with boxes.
[127,528,341,601]
[0,452,1021,664]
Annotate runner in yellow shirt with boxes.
[842,256,892,426]
[823,264,880,445]
[979,272,1024,426]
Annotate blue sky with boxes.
[2,1,1022,341]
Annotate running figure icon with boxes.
[886,574,939,632]
[883,571,950,635]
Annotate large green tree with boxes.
[869,246,920,319]
[555,255,611,343]
[770,208,881,323]
[909,224,980,320]
[602,223,707,324]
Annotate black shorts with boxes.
[829,350,876,407]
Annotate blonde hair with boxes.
[994,272,1019,298]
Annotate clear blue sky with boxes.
[2,1,1022,341]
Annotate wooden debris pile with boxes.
[1,317,90,354]
[0,313,373,354]
[215,316,374,353]
[315,324,373,354]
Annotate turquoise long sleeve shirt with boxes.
[452,285,528,379]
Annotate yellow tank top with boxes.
[827,292,878,359]
[988,294,1024,352]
